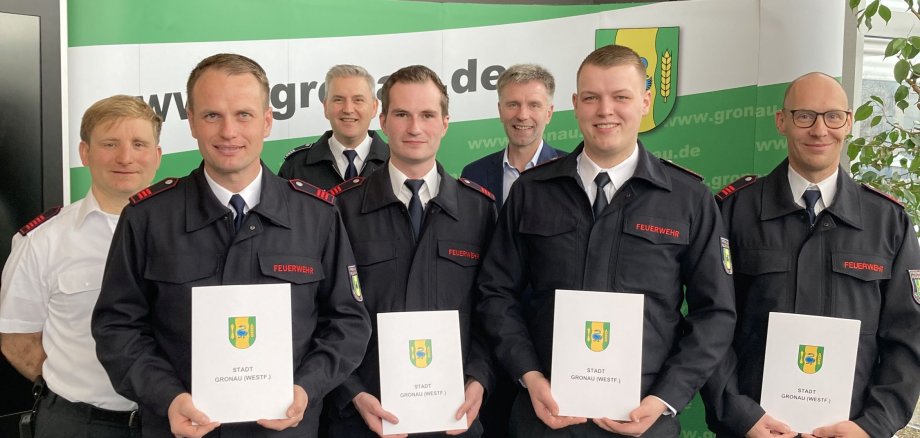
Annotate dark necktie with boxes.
[343,149,359,180]
[230,194,245,232]
[405,179,424,240]
[593,172,611,219]
[802,189,821,226]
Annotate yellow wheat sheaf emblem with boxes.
[410,339,433,368]
[228,316,256,349]
[798,345,824,374]
[584,321,610,352]
[595,27,679,132]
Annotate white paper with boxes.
[378,311,467,435]
[191,283,294,423]
[761,312,860,433]
[551,289,644,420]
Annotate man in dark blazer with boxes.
[461,64,565,208]
[279,64,388,188]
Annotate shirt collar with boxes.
[203,166,263,213]
[75,188,108,229]
[502,141,545,173]
[787,165,838,208]
[388,161,440,208]
[576,143,640,192]
[329,133,372,160]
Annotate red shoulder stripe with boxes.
[18,206,63,235]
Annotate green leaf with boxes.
[894,59,910,83]
[879,4,892,22]
[866,0,880,17]
[910,36,920,49]
[895,84,910,101]
[903,44,920,59]
[870,95,884,105]
[855,102,874,121]
[890,130,901,142]
[849,0,861,9]
[897,99,910,110]
[848,143,860,160]
[886,38,907,57]
[871,115,883,127]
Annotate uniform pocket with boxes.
[831,252,891,281]
[437,241,482,267]
[353,241,396,266]
[58,267,103,295]
[145,254,218,284]
[735,249,790,275]
[258,254,325,284]
[623,215,689,245]
[519,214,577,237]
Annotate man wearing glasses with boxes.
[702,72,920,438]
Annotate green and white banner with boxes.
[66,0,844,434]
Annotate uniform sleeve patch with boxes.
[348,265,363,302]
[861,183,904,207]
[130,177,180,205]
[283,143,313,160]
[660,159,704,181]
[289,179,335,205]
[910,270,920,305]
[716,175,758,201]
[328,177,365,196]
[458,178,495,201]
[720,237,733,275]
[18,206,62,235]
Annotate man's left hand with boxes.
[805,420,869,438]
[592,396,666,437]
[257,385,308,431]
[446,379,484,435]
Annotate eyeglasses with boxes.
[786,109,851,129]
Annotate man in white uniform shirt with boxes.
[0,95,163,437]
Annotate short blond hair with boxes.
[577,45,646,84]
[80,95,162,143]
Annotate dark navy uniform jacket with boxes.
[91,163,371,437]
[278,130,389,189]
[701,160,920,438]
[327,163,497,425]
[476,142,736,413]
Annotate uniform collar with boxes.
[761,160,862,229]
[502,141,545,173]
[534,141,671,192]
[362,161,460,221]
[366,131,390,164]
[787,166,838,210]
[186,162,290,232]
[203,166,263,214]
[303,131,337,165]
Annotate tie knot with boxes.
[343,149,358,163]
[594,171,611,189]
[405,179,424,195]
[229,194,246,216]
[802,189,821,209]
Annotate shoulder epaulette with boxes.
[328,177,365,196]
[283,143,313,160]
[861,183,904,207]
[289,179,335,205]
[458,178,496,201]
[660,159,704,181]
[18,206,62,236]
[716,175,758,202]
[130,177,180,205]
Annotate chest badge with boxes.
[797,344,824,374]
[720,237,733,275]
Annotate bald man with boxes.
[702,72,920,438]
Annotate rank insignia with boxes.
[720,237,733,275]
[798,344,824,374]
[130,177,179,205]
[348,265,363,302]
[410,339,433,368]
[910,270,920,305]
[18,206,62,235]
[229,316,256,349]
[584,321,610,352]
